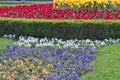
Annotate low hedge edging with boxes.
[0,18,120,40]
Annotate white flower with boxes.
[3,34,120,48]
[100,42,106,46]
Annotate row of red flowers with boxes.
[0,3,120,20]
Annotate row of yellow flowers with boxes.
[53,0,120,8]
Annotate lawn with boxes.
[81,43,120,80]
[0,38,13,51]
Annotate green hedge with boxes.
[0,18,120,40]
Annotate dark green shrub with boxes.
[0,18,120,40]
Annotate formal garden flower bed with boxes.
[0,35,97,80]
[0,2,120,19]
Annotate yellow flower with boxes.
[32,69,37,73]
[25,67,29,71]
[53,0,120,8]
[47,64,53,68]
[0,72,5,74]
[14,71,18,74]
[42,68,50,76]
[103,5,106,8]
[17,65,21,68]
[7,71,11,75]
[2,75,6,79]
[42,68,47,71]
[37,66,40,69]
[70,5,74,8]
[30,64,34,67]
[12,66,15,70]
[0,63,2,67]
[8,76,12,80]
[11,73,14,77]
[30,75,37,80]
[9,58,12,62]
[21,61,24,66]
[39,61,42,66]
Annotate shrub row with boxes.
[0,18,120,40]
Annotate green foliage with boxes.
[0,3,28,7]
[81,44,120,80]
[0,18,120,40]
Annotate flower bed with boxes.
[1,35,120,79]
[0,3,120,19]
[0,45,96,79]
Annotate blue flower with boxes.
[60,62,65,65]
[29,57,34,62]
[89,46,96,54]
[70,60,75,64]
[60,73,66,80]
[4,56,7,60]
[46,73,57,80]
[84,55,91,61]
[17,48,24,53]
[6,45,10,49]
[69,71,78,79]
[78,64,84,69]
[56,49,63,55]
[50,58,56,62]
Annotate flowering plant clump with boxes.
[6,35,119,48]
[0,45,96,80]
[1,3,120,19]
[53,0,120,9]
